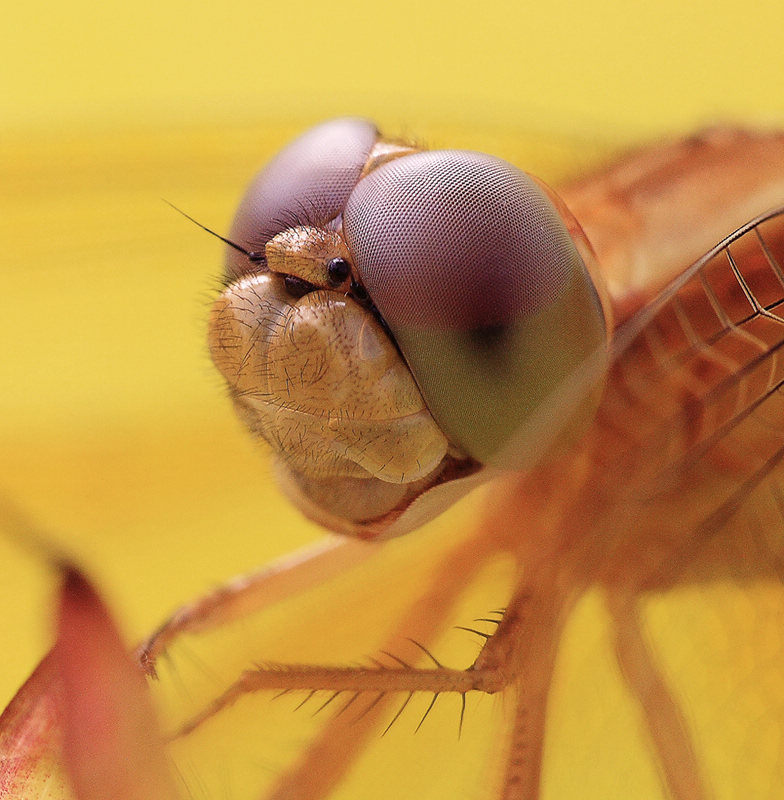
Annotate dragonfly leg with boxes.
[171,554,577,800]
[175,662,482,738]
[137,537,377,676]
[172,527,509,800]
[606,589,711,800]
[487,577,576,800]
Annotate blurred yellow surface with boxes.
[2,0,784,797]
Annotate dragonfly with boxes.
[2,119,784,800]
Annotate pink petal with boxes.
[54,567,179,800]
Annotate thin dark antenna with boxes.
[163,200,265,263]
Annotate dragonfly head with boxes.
[208,119,609,540]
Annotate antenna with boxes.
[163,200,265,263]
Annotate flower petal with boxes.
[54,567,179,800]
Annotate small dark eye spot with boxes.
[349,279,369,302]
[327,257,352,287]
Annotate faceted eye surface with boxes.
[343,150,606,466]
[226,118,378,280]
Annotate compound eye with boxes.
[343,150,607,467]
[226,118,378,280]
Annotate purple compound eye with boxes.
[343,150,606,466]
[226,118,378,280]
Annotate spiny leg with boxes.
[261,526,513,800]
[177,662,479,738]
[137,537,376,675]
[606,589,710,800]
[171,527,502,800]
[265,567,579,800]
[480,568,580,800]
[171,538,580,800]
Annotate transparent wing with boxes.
[535,206,784,799]
[592,206,784,589]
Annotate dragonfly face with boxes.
[208,118,608,539]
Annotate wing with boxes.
[591,206,784,589]
[521,206,784,800]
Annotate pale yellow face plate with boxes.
[209,272,448,484]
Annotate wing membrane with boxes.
[585,207,784,590]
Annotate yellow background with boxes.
[6,0,784,137]
[2,0,784,797]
